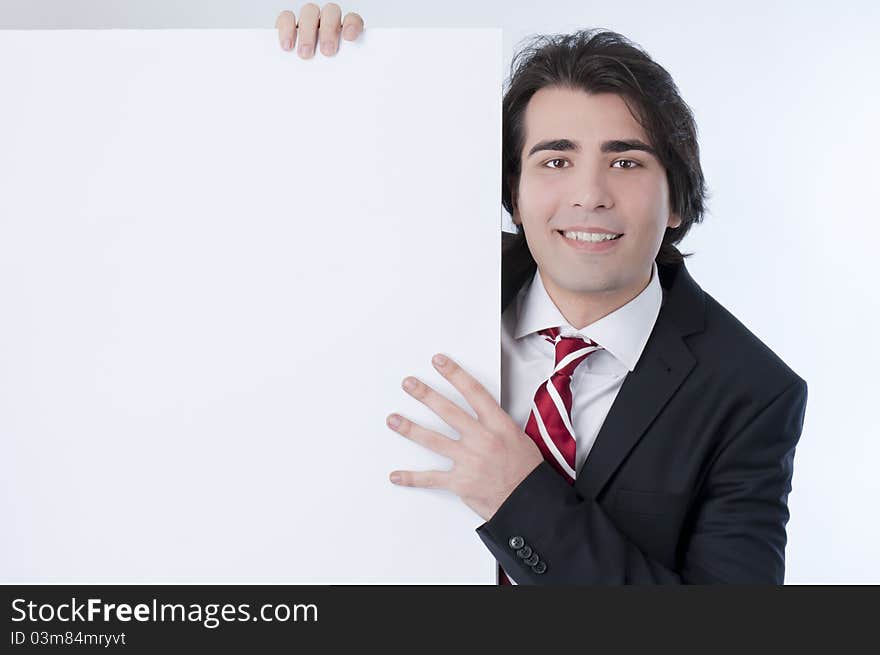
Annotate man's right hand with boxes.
[275,3,365,58]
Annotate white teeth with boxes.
[561,230,622,242]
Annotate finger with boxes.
[386,413,460,460]
[431,354,509,428]
[296,3,322,59]
[389,469,453,490]
[275,10,298,52]
[341,12,365,41]
[401,376,477,438]
[318,3,342,56]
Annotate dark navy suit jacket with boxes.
[475,231,808,584]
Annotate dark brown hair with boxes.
[502,28,709,276]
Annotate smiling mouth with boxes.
[556,230,624,241]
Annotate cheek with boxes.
[517,174,559,222]
[617,179,670,231]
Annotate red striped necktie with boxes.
[499,326,604,585]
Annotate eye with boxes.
[612,159,641,169]
[543,158,569,170]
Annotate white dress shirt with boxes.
[497,261,664,585]
[501,260,665,477]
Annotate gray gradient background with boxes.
[2,0,878,583]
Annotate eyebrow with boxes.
[526,138,657,159]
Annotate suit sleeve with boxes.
[474,378,809,584]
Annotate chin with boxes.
[554,271,618,295]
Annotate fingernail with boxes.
[403,378,417,391]
[344,25,356,40]
[282,38,292,51]
[390,473,401,483]
[320,41,334,55]
[387,414,401,428]
[300,43,313,58]
[432,354,447,367]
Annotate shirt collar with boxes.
[512,261,664,372]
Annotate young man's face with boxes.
[511,86,681,309]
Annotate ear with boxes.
[667,212,682,230]
[508,179,521,226]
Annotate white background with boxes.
[2,1,879,583]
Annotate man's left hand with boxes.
[386,353,544,522]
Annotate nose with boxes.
[568,164,614,210]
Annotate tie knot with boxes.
[537,326,603,374]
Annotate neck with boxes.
[540,264,653,330]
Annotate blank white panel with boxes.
[0,28,502,583]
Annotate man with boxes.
[276,6,809,584]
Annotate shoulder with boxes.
[501,230,535,314]
[690,287,807,398]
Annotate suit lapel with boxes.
[574,317,695,500]
[575,259,706,500]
